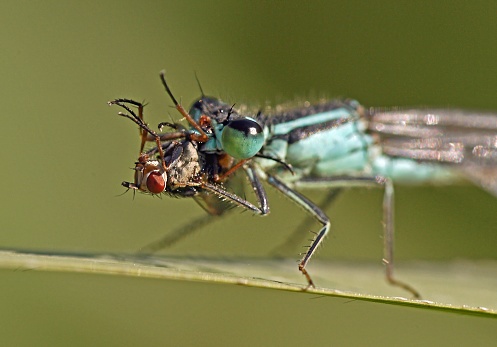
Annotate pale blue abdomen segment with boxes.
[372,155,455,183]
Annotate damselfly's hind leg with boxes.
[380,177,421,298]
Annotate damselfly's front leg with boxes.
[244,164,270,215]
[108,98,188,157]
[137,162,270,255]
[107,99,150,153]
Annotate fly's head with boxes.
[122,140,203,197]
[122,153,167,195]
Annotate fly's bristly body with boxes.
[109,71,497,298]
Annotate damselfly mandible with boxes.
[109,71,497,298]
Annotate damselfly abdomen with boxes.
[109,71,497,298]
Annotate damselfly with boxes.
[109,71,497,298]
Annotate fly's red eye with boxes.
[146,171,165,194]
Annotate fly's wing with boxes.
[368,108,497,196]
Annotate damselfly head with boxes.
[122,153,167,194]
[189,97,265,159]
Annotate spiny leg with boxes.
[107,99,149,153]
[266,175,330,289]
[379,177,421,298]
[108,99,167,170]
[244,164,270,215]
[159,71,209,142]
[295,175,421,298]
[136,184,262,255]
[137,163,269,255]
[270,188,342,257]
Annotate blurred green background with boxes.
[1,1,496,346]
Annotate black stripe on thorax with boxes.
[287,117,352,144]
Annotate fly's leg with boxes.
[266,175,330,289]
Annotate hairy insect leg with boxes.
[270,188,342,256]
[108,98,167,170]
[137,165,270,255]
[266,175,330,289]
[294,175,421,298]
[379,177,421,298]
[107,98,150,152]
[244,164,270,215]
[159,71,209,143]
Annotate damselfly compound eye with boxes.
[146,171,166,194]
[221,118,264,159]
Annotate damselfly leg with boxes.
[266,175,331,288]
[137,163,270,255]
[270,188,343,257]
[107,99,149,153]
[292,175,420,298]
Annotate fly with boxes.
[109,71,497,298]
